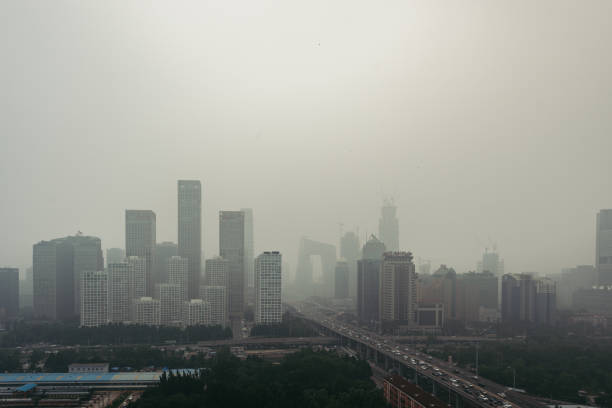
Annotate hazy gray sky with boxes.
[1,1,611,278]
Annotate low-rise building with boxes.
[383,375,446,408]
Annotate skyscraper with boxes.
[379,199,399,252]
[156,283,183,325]
[168,256,189,301]
[219,211,245,320]
[33,235,103,320]
[205,257,229,287]
[108,262,131,323]
[357,235,386,325]
[340,231,360,299]
[334,260,350,299]
[133,297,160,326]
[596,210,612,285]
[200,285,227,326]
[379,252,417,324]
[178,180,202,300]
[183,299,210,326]
[125,210,156,296]
[153,242,178,286]
[127,256,147,301]
[80,270,109,327]
[106,248,125,266]
[0,268,19,321]
[255,251,282,324]
[241,208,255,288]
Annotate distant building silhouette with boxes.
[106,248,125,266]
[502,273,556,325]
[596,209,612,285]
[134,297,160,326]
[241,208,254,288]
[379,199,399,251]
[153,242,178,286]
[125,210,156,296]
[340,231,360,299]
[357,235,385,325]
[296,237,336,298]
[178,180,202,300]
[379,252,417,325]
[168,256,189,302]
[334,260,350,299]
[219,211,245,319]
[0,268,19,321]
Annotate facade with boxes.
[105,248,125,266]
[127,256,147,301]
[379,199,399,251]
[416,304,444,328]
[153,242,178,287]
[0,268,19,320]
[80,271,109,327]
[68,363,109,374]
[502,273,556,325]
[219,211,245,319]
[108,263,131,323]
[125,210,156,296]
[340,231,360,299]
[178,180,202,300]
[241,208,254,288]
[133,297,160,326]
[200,285,227,326]
[156,284,183,325]
[205,257,229,287]
[334,260,350,299]
[168,256,189,301]
[379,252,417,324]
[183,299,210,326]
[418,265,457,321]
[357,235,385,324]
[596,210,612,285]
[455,271,498,322]
[255,252,282,324]
[383,375,446,408]
[19,266,33,310]
[33,235,102,320]
[573,288,612,317]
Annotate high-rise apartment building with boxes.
[357,235,386,325]
[0,268,19,320]
[33,235,103,320]
[219,211,245,320]
[80,271,109,327]
[379,199,399,252]
[156,283,183,325]
[127,256,147,301]
[205,257,229,287]
[183,299,210,326]
[134,297,160,326]
[108,263,131,323]
[19,266,33,310]
[168,256,189,301]
[178,180,202,300]
[125,210,156,295]
[200,285,227,326]
[596,210,612,285]
[334,260,350,299]
[106,248,125,267]
[379,252,417,324]
[255,252,282,324]
[502,273,556,325]
[241,208,254,288]
[153,242,178,286]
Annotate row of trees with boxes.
[250,312,317,337]
[132,349,387,408]
[430,336,612,404]
[0,322,232,347]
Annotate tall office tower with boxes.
[379,252,417,324]
[127,256,147,301]
[0,268,19,320]
[72,236,104,315]
[379,199,399,251]
[106,248,125,266]
[219,211,245,320]
[33,235,102,320]
[255,252,282,324]
[357,235,385,324]
[154,242,178,286]
[108,263,131,323]
[536,278,557,325]
[178,180,202,301]
[156,284,183,325]
[125,210,156,296]
[340,231,360,299]
[200,285,227,326]
[334,260,350,299]
[596,210,612,285]
[501,273,537,323]
[183,299,210,326]
[455,271,498,322]
[133,297,160,326]
[205,257,229,287]
[241,208,255,288]
[80,271,109,327]
[168,256,189,301]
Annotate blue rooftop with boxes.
[15,383,37,392]
[0,370,197,385]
